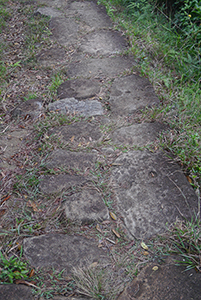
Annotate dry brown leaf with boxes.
[141,242,148,250]
[143,251,149,256]
[70,135,75,142]
[29,269,35,278]
[27,200,38,212]
[109,211,117,221]
[96,224,102,233]
[112,229,120,238]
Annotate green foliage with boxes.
[0,249,29,283]
[167,219,201,271]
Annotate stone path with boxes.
[0,0,200,299]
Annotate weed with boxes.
[0,248,29,283]
[157,219,201,271]
[73,264,125,300]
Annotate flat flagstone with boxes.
[48,98,103,117]
[111,122,167,147]
[79,30,128,55]
[45,150,97,170]
[117,255,201,300]
[63,188,109,224]
[57,79,100,100]
[67,56,136,79]
[49,17,79,46]
[69,1,112,30]
[111,150,198,239]
[11,98,44,119]
[37,6,63,18]
[0,284,34,300]
[109,75,159,115]
[49,121,103,143]
[23,234,109,274]
[37,47,66,66]
[39,174,87,194]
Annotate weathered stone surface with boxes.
[79,30,128,55]
[49,121,102,143]
[45,150,97,170]
[39,174,87,194]
[36,0,67,8]
[0,129,28,159]
[37,47,66,66]
[118,256,201,300]
[37,6,63,17]
[0,284,33,300]
[111,122,167,146]
[24,234,109,274]
[111,150,198,239]
[48,98,103,117]
[109,75,159,115]
[69,1,112,30]
[57,79,100,100]
[49,17,79,46]
[11,98,44,119]
[63,188,109,224]
[67,56,136,79]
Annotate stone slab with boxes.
[49,121,102,143]
[79,30,128,55]
[69,1,112,30]
[118,256,201,300]
[39,173,87,194]
[0,129,28,159]
[111,150,198,239]
[37,47,66,67]
[23,234,109,274]
[57,79,100,100]
[49,17,79,46]
[36,0,67,8]
[37,6,63,18]
[11,98,44,119]
[64,188,109,224]
[0,284,34,300]
[45,150,97,170]
[67,56,136,79]
[48,98,103,117]
[111,122,167,147]
[109,75,159,115]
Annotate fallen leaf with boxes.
[186,175,192,184]
[0,195,11,205]
[141,242,148,250]
[89,262,98,268]
[152,266,158,271]
[0,209,6,217]
[29,269,35,278]
[27,200,38,212]
[109,211,117,221]
[70,135,75,142]
[96,224,102,233]
[112,229,120,238]
[143,251,149,256]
